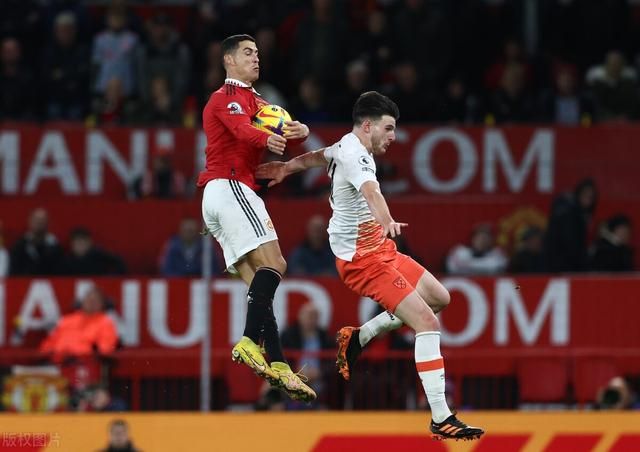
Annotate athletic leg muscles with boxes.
[245,240,287,275]
[415,271,451,314]
[392,290,439,334]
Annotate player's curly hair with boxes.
[352,91,400,125]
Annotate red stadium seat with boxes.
[225,363,264,404]
[573,357,619,404]
[517,358,569,403]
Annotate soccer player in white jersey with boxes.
[256,91,484,441]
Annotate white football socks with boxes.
[359,310,404,347]
[415,331,452,423]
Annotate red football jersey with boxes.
[197,78,270,190]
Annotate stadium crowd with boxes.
[1,1,639,418]
[2,0,640,125]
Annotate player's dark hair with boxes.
[110,419,128,430]
[352,91,400,126]
[221,34,256,56]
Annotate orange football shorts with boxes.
[335,238,426,312]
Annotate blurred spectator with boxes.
[349,10,392,83]
[392,0,453,88]
[0,1,42,61]
[40,286,118,364]
[280,302,333,408]
[0,221,8,277]
[596,376,640,410]
[198,62,225,111]
[194,40,224,112]
[433,75,480,124]
[253,27,286,93]
[539,64,592,125]
[62,227,126,276]
[288,215,336,276]
[544,178,598,272]
[386,61,425,122]
[330,59,373,122]
[0,37,36,120]
[130,149,187,199]
[134,75,181,125]
[508,226,546,274]
[253,79,288,110]
[92,7,138,97]
[41,12,91,120]
[94,0,144,38]
[446,223,508,275]
[291,0,347,87]
[586,51,640,122]
[77,384,128,412]
[589,214,634,272]
[159,218,219,276]
[186,0,226,77]
[486,63,537,123]
[289,76,331,124]
[484,38,533,91]
[100,419,141,452]
[40,0,92,41]
[136,13,191,116]
[92,77,134,125]
[10,208,63,275]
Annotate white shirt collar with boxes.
[225,78,256,91]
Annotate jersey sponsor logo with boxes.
[393,277,407,289]
[362,167,375,173]
[226,102,244,115]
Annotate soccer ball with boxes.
[252,104,292,136]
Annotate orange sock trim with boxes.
[416,357,444,372]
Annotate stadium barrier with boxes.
[1,197,638,274]
[1,124,636,199]
[2,124,640,272]
[1,276,640,410]
[0,412,639,451]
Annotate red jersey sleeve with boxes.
[210,95,270,149]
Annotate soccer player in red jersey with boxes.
[257,92,484,440]
[198,34,315,402]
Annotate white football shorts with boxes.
[201,179,278,272]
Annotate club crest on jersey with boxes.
[393,277,407,289]
[227,102,244,115]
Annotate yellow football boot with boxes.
[270,362,317,403]
[231,336,278,382]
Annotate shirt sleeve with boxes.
[322,146,333,162]
[337,147,377,192]
[209,94,270,148]
[96,316,119,355]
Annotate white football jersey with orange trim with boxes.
[324,133,384,261]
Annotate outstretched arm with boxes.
[255,148,326,187]
[360,180,408,238]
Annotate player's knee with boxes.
[421,309,440,331]
[412,303,439,332]
[437,288,451,312]
[269,256,286,275]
